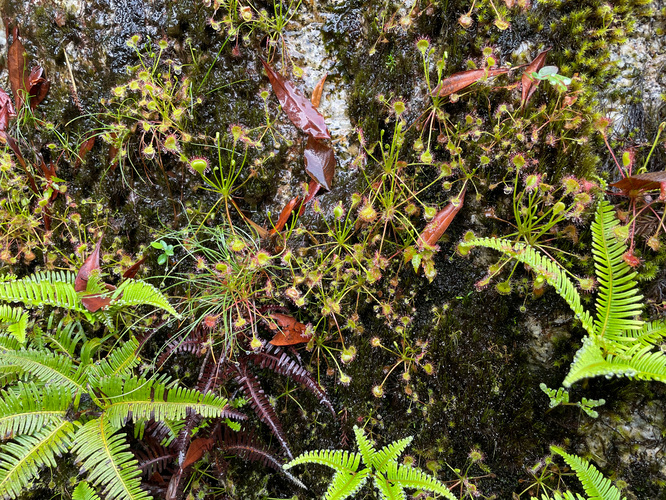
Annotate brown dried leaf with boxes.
[8,27,26,110]
[75,136,95,168]
[27,66,50,111]
[261,58,330,140]
[611,171,666,199]
[304,136,335,190]
[75,236,103,292]
[182,437,216,469]
[81,294,112,312]
[311,72,328,108]
[268,313,310,346]
[123,257,146,279]
[418,189,466,248]
[270,197,303,235]
[0,88,16,132]
[521,48,551,108]
[433,67,511,97]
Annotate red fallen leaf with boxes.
[75,136,95,168]
[304,136,335,190]
[122,257,146,279]
[27,66,50,111]
[433,67,511,97]
[261,58,330,140]
[268,313,310,346]
[75,236,103,292]
[81,294,113,312]
[182,436,216,469]
[521,48,551,108]
[301,179,321,214]
[418,189,466,249]
[8,27,26,110]
[611,171,666,199]
[0,88,16,131]
[311,72,328,108]
[270,196,304,235]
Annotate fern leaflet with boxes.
[0,382,72,438]
[550,446,624,500]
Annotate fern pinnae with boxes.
[72,482,102,500]
[0,349,86,394]
[86,337,141,383]
[0,305,28,343]
[384,461,457,500]
[373,471,406,500]
[0,420,77,500]
[551,446,624,500]
[0,382,71,438]
[353,425,377,467]
[325,469,371,500]
[285,449,363,473]
[112,280,180,319]
[372,435,413,471]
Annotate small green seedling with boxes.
[151,240,174,266]
[529,66,572,91]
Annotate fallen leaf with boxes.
[521,48,551,108]
[434,67,511,97]
[311,72,328,108]
[270,196,303,235]
[302,179,321,214]
[75,136,95,168]
[261,58,330,140]
[0,88,16,131]
[8,27,26,110]
[123,257,146,279]
[81,294,112,312]
[27,66,50,111]
[418,189,466,248]
[268,313,310,346]
[182,437,216,469]
[75,236,103,292]
[611,171,666,199]
[304,136,335,190]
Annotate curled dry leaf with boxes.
[27,66,50,111]
[181,436,216,469]
[8,26,26,110]
[434,67,511,97]
[75,236,103,292]
[418,189,466,249]
[261,58,330,140]
[268,313,310,346]
[311,72,328,108]
[521,48,551,108]
[123,256,146,279]
[270,197,304,235]
[304,135,335,190]
[0,88,16,132]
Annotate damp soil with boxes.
[2,0,666,499]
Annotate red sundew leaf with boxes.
[521,48,551,108]
[261,58,330,140]
[304,136,335,190]
[433,67,511,97]
[418,189,466,249]
[27,66,50,111]
[75,236,103,292]
[0,88,16,132]
[8,27,26,110]
[75,136,95,168]
[81,294,112,312]
[311,72,328,108]
[268,313,310,346]
[270,196,303,235]
[123,257,146,279]
[182,437,216,469]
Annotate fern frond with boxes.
[86,337,141,383]
[72,481,102,500]
[384,461,457,499]
[0,305,28,343]
[0,348,86,393]
[467,237,594,335]
[99,376,230,428]
[285,449,363,474]
[0,420,76,500]
[0,382,72,438]
[372,435,413,472]
[551,446,625,500]
[42,315,85,358]
[0,271,86,313]
[72,418,151,500]
[373,471,406,500]
[324,469,371,500]
[530,493,581,500]
[634,320,666,346]
[352,425,377,468]
[591,202,643,340]
[0,334,22,353]
[112,280,180,318]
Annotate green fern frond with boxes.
[0,349,86,393]
[353,425,377,467]
[72,418,151,500]
[384,461,456,500]
[372,435,413,471]
[591,202,643,340]
[0,305,28,343]
[0,334,23,353]
[99,376,230,428]
[0,271,86,313]
[0,382,72,438]
[324,469,371,500]
[551,446,625,500]
[0,420,77,500]
[72,482,102,500]
[41,315,85,357]
[86,338,141,383]
[112,280,180,318]
[284,449,363,474]
[633,320,666,346]
[466,237,594,335]
[373,471,406,500]
[530,493,581,500]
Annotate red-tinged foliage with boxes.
[260,58,330,140]
[267,313,310,346]
[75,236,103,292]
[181,437,216,469]
[311,72,327,108]
[611,171,666,199]
[433,67,511,97]
[270,197,303,235]
[623,250,642,268]
[521,48,551,108]
[81,294,113,312]
[75,136,95,168]
[0,88,16,131]
[302,179,321,213]
[8,26,26,110]
[418,189,466,249]
[304,135,335,190]
[26,66,50,111]
[123,256,146,279]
